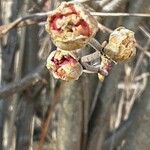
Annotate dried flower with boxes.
[46,49,83,81]
[105,27,136,62]
[45,2,98,50]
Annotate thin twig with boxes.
[0,12,51,37]
[89,82,102,120]
[131,40,150,80]
[0,11,150,37]
[134,72,150,81]
[136,43,150,57]
[36,105,53,150]
[102,0,126,12]
[104,118,132,149]
[139,26,150,39]
[89,38,117,63]
[91,12,150,17]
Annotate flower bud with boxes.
[105,27,136,62]
[45,2,98,51]
[98,56,112,81]
[46,49,83,81]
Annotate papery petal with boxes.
[46,49,83,81]
[45,2,98,51]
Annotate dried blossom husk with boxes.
[46,49,83,81]
[45,1,98,51]
[105,27,136,62]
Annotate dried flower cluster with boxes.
[46,1,98,81]
[45,2,136,81]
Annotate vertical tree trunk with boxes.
[57,80,83,150]
[56,72,98,150]
[0,0,18,149]
[15,0,39,149]
[122,77,150,150]
[87,64,123,150]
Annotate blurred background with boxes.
[0,0,150,150]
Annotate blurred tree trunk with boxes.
[0,0,18,149]
[87,64,123,150]
[57,74,98,150]
[57,80,83,150]
[15,0,39,149]
[122,68,150,150]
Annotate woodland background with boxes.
[0,0,150,150]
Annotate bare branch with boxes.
[0,10,150,37]
[91,12,150,17]
[139,26,150,39]
[104,118,132,149]
[102,0,127,12]
[0,12,51,37]
[0,65,48,99]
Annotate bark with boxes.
[0,27,4,150]
[87,64,123,150]
[0,0,19,149]
[15,0,39,149]
[57,74,98,150]
[57,80,83,150]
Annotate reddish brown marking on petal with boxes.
[49,4,92,36]
[76,19,92,36]
[49,5,78,32]
[50,13,63,31]
[52,55,77,68]
[61,56,77,66]
[62,4,77,16]
[65,4,77,14]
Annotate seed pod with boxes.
[105,27,136,62]
[46,49,83,81]
[45,2,98,51]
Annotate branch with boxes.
[0,12,51,38]
[56,81,83,150]
[89,38,117,63]
[0,65,48,99]
[139,26,150,39]
[102,0,127,12]
[91,12,150,17]
[81,41,107,63]
[104,118,132,149]
[0,11,150,37]
[87,64,123,150]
